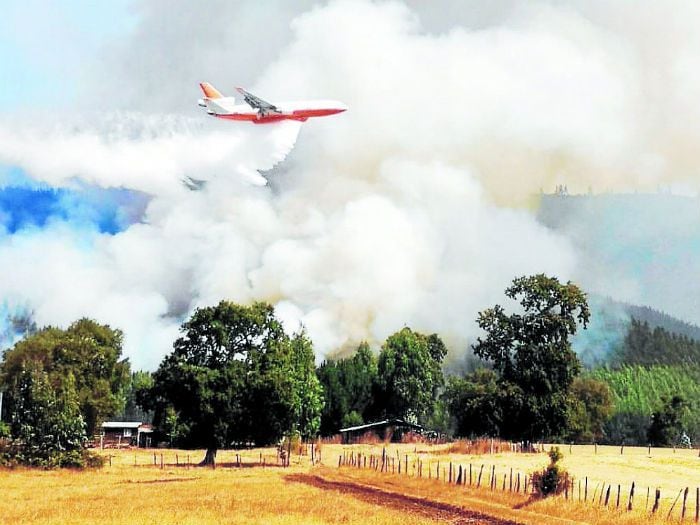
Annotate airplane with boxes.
[197,82,348,124]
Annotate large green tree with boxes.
[443,368,501,438]
[148,301,323,464]
[566,376,614,443]
[376,328,447,424]
[473,274,590,441]
[647,395,687,446]
[8,362,87,467]
[316,342,378,435]
[1,319,130,436]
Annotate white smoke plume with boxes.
[2,0,700,368]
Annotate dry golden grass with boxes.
[1,444,699,524]
[322,442,700,523]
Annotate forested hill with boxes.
[575,296,700,367]
[612,318,700,366]
[623,303,700,341]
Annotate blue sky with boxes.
[0,0,136,110]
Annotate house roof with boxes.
[102,422,143,429]
[339,418,424,433]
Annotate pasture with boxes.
[1,444,699,524]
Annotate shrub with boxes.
[531,447,570,497]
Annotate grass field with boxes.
[1,444,699,524]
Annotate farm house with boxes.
[339,419,424,444]
[100,422,154,448]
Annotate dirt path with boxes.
[286,473,525,525]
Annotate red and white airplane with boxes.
[198,82,348,124]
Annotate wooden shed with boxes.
[339,419,424,444]
[100,422,153,448]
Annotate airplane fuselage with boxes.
[204,98,347,124]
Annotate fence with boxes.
[102,442,322,470]
[337,448,700,522]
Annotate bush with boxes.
[531,447,570,497]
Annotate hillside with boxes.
[574,295,700,367]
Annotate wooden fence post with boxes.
[469,464,472,486]
[477,464,484,488]
[604,485,611,506]
[584,477,588,502]
[652,488,661,514]
[627,481,635,511]
[668,489,684,520]
[509,468,513,492]
[160,453,164,470]
[682,487,689,520]
[449,463,452,483]
[456,464,462,484]
[616,484,620,508]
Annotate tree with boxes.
[8,362,87,467]
[473,274,590,441]
[443,368,501,437]
[647,395,687,446]
[288,332,324,440]
[316,342,378,435]
[148,301,323,464]
[376,328,446,424]
[566,376,613,443]
[1,319,130,436]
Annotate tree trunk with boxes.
[200,448,217,466]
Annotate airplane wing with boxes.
[235,87,281,114]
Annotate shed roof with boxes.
[102,422,143,429]
[339,418,423,433]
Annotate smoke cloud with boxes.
[1,1,700,368]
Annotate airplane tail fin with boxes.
[200,82,223,99]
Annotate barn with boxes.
[100,422,154,448]
[339,419,424,444]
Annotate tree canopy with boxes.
[376,328,447,424]
[147,301,323,464]
[1,319,129,436]
[5,362,88,467]
[472,274,589,440]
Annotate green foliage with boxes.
[113,371,154,422]
[377,328,447,424]
[443,368,500,437]
[316,342,378,435]
[0,421,9,439]
[149,301,323,458]
[5,362,88,467]
[614,319,700,366]
[1,319,130,436]
[565,376,614,443]
[647,396,687,446]
[341,410,363,428]
[591,365,700,444]
[288,331,324,440]
[531,447,569,497]
[473,274,589,440]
